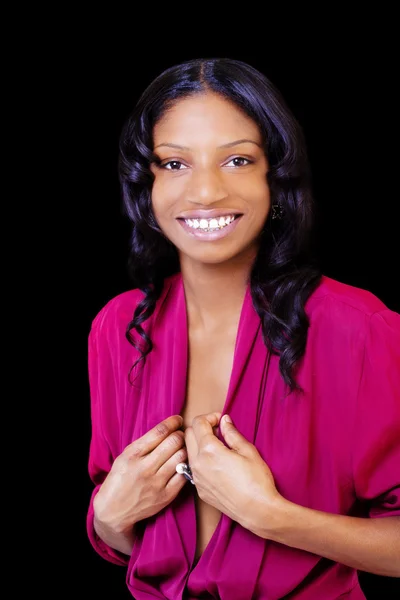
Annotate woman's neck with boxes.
[179,252,256,334]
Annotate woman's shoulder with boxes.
[306,275,399,339]
[89,273,181,339]
[308,275,390,315]
[90,287,145,336]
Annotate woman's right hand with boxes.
[93,414,188,538]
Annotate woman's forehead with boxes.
[153,93,261,147]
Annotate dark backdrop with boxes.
[57,28,399,600]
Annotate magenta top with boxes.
[87,273,400,599]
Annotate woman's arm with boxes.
[186,413,400,578]
[252,498,400,577]
[86,316,132,566]
[186,406,400,578]
[252,310,400,578]
[93,514,135,557]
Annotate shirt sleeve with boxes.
[352,309,400,518]
[86,313,130,567]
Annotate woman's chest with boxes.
[121,328,355,513]
[181,333,236,430]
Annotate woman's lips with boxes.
[177,215,243,241]
[176,209,243,219]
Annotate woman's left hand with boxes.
[185,412,283,534]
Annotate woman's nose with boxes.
[185,167,227,205]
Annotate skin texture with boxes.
[185,412,280,530]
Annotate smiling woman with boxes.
[86,58,400,600]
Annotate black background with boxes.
[41,14,399,599]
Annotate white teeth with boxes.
[184,215,236,231]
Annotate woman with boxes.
[86,58,400,599]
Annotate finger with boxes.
[165,471,189,495]
[124,415,183,458]
[220,414,253,454]
[157,445,188,481]
[191,413,221,449]
[184,426,198,465]
[147,430,186,472]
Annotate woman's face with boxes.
[151,92,271,266]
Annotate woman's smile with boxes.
[177,212,243,241]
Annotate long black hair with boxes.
[118,58,322,392]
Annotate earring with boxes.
[271,203,284,220]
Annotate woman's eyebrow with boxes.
[154,139,262,151]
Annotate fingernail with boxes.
[223,414,232,424]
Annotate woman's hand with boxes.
[185,413,283,534]
[93,415,188,537]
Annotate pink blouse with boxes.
[87,273,400,599]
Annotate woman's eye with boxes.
[161,160,187,170]
[225,156,252,167]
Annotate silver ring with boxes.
[176,462,195,485]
